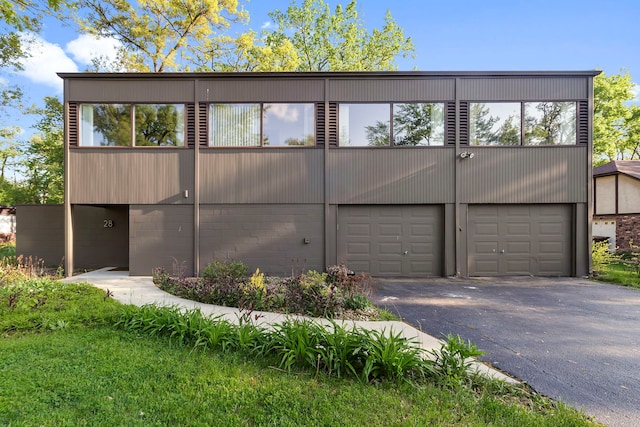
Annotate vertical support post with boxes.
[323,78,330,269]
[63,78,73,277]
[586,75,596,275]
[193,79,201,276]
[454,77,462,276]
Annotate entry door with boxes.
[337,205,443,276]
[468,205,572,276]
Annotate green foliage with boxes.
[76,0,248,72]
[591,240,615,274]
[154,263,381,319]
[201,259,249,281]
[428,334,485,387]
[0,241,15,259]
[232,0,414,71]
[0,279,120,333]
[0,327,596,426]
[21,96,64,203]
[593,71,640,165]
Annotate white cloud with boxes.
[65,34,121,66]
[268,104,299,122]
[19,33,78,92]
[633,83,640,101]
[261,21,273,29]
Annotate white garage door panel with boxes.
[468,204,572,276]
[338,205,443,276]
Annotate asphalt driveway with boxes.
[372,277,640,427]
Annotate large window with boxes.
[524,102,576,145]
[470,101,577,146]
[135,104,185,146]
[209,103,315,147]
[470,103,521,146]
[80,104,185,147]
[81,104,131,147]
[339,103,445,147]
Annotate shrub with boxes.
[286,270,343,317]
[201,260,248,281]
[592,240,615,274]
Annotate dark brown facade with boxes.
[50,71,598,277]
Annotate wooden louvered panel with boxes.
[445,102,456,145]
[199,103,208,147]
[577,100,588,145]
[186,104,195,148]
[316,103,326,146]
[328,103,338,147]
[316,103,338,147]
[68,103,79,146]
[459,102,469,145]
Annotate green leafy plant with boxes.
[201,260,249,281]
[428,334,484,387]
[591,240,615,274]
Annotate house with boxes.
[593,160,640,251]
[16,71,598,277]
[0,206,16,243]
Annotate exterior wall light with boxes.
[459,152,475,159]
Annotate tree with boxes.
[21,96,64,203]
[76,0,248,72]
[251,0,414,72]
[593,71,640,165]
[393,103,444,146]
[1,0,68,69]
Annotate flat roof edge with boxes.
[57,70,603,79]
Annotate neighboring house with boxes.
[16,71,598,277]
[0,206,16,243]
[593,160,640,251]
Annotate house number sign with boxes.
[103,219,114,228]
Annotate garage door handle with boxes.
[500,249,505,254]
[403,251,408,255]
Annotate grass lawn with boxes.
[593,261,640,289]
[0,279,597,426]
[0,328,596,427]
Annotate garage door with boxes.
[468,204,572,276]
[337,205,443,276]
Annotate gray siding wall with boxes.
[459,147,588,203]
[328,78,455,102]
[198,79,324,102]
[199,204,324,275]
[200,150,324,203]
[16,205,64,267]
[73,205,128,269]
[67,79,195,103]
[459,77,588,100]
[70,149,194,204]
[129,205,194,276]
[328,148,455,204]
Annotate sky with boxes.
[2,0,640,136]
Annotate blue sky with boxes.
[2,0,639,135]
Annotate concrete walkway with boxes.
[62,267,514,383]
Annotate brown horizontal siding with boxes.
[199,150,324,203]
[69,150,194,204]
[459,146,588,203]
[328,148,455,204]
